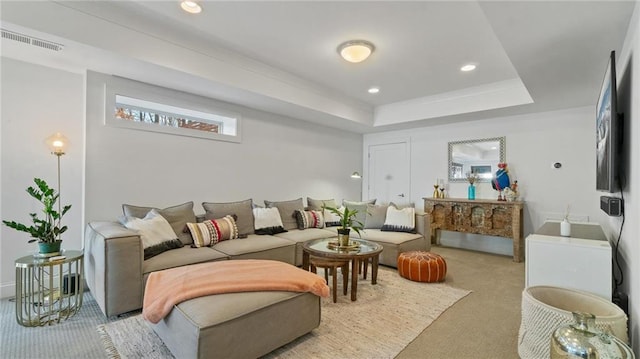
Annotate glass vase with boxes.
[551,312,634,359]
[467,184,476,200]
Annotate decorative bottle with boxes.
[468,184,476,200]
[551,312,634,359]
[560,218,571,237]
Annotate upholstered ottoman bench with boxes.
[143,259,328,359]
[397,251,447,283]
[151,291,320,358]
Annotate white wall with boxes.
[84,72,363,223]
[607,4,639,352]
[365,106,599,256]
[0,60,362,297]
[0,58,84,297]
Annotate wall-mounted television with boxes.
[596,51,621,193]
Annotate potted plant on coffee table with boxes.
[3,178,71,256]
[323,206,364,247]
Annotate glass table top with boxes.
[303,238,382,259]
[15,249,83,268]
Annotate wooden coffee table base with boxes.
[302,238,382,302]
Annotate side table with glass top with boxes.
[15,249,84,326]
[302,238,383,301]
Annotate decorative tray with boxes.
[327,240,360,251]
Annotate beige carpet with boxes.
[98,266,470,358]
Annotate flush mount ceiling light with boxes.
[181,1,202,14]
[368,87,380,94]
[338,40,375,63]
[460,64,477,72]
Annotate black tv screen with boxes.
[596,51,619,193]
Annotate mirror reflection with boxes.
[448,137,505,182]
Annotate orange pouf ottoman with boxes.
[397,251,447,283]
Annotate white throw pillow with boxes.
[381,205,416,233]
[122,209,183,259]
[323,206,344,227]
[253,207,287,235]
[123,209,178,248]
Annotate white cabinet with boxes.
[525,221,612,300]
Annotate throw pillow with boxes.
[253,207,287,235]
[323,206,343,227]
[364,204,389,229]
[123,201,196,246]
[122,209,184,260]
[202,199,254,237]
[294,210,325,230]
[306,197,337,211]
[381,205,416,233]
[342,199,376,228]
[264,198,304,231]
[186,215,239,247]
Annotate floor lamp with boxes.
[45,132,68,240]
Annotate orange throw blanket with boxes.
[143,259,330,324]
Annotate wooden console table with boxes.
[423,198,524,262]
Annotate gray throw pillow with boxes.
[202,199,254,237]
[122,201,196,246]
[264,198,304,231]
[342,199,376,227]
[364,204,388,229]
[306,197,337,211]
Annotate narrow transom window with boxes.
[114,95,237,138]
[103,74,241,143]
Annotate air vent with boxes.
[1,29,64,51]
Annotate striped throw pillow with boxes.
[186,215,239,247]
[294,210,325,230]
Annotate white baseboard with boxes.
[1,281,15,299]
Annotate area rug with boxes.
[97,267,471,358]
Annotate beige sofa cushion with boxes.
[202,199,254,237]
[306,197,336,210]
[359,229,422,244]
[143,246,228,274]
[123,201,196,245]
[213,234,293,256]
[364,204,388,229]
[265,198,304,231]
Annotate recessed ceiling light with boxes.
[337,40,375,63]
[368,87,380,94]
[181,1,202,14]
[460,64,477,72]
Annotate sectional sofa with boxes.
[84,197,428,317]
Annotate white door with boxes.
[368,142,410,205]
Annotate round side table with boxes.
[15,249,84,326]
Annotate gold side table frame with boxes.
[15,249,83,326]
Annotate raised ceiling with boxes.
[0,1,635,133]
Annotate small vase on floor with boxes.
[467,184,475,200]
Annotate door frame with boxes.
[362,136,411,203]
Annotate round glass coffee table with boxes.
[302,238,383,301]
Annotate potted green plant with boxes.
[323,205,364,247]
[3,178,71,254]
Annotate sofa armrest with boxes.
[414,213,431,251]
[84,221,143,317]
[415,213,425,236]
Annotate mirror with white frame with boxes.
[448,137,505,182]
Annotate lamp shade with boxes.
[338,40,375,63]
[45,132,69,155]
[351,172,362,179]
